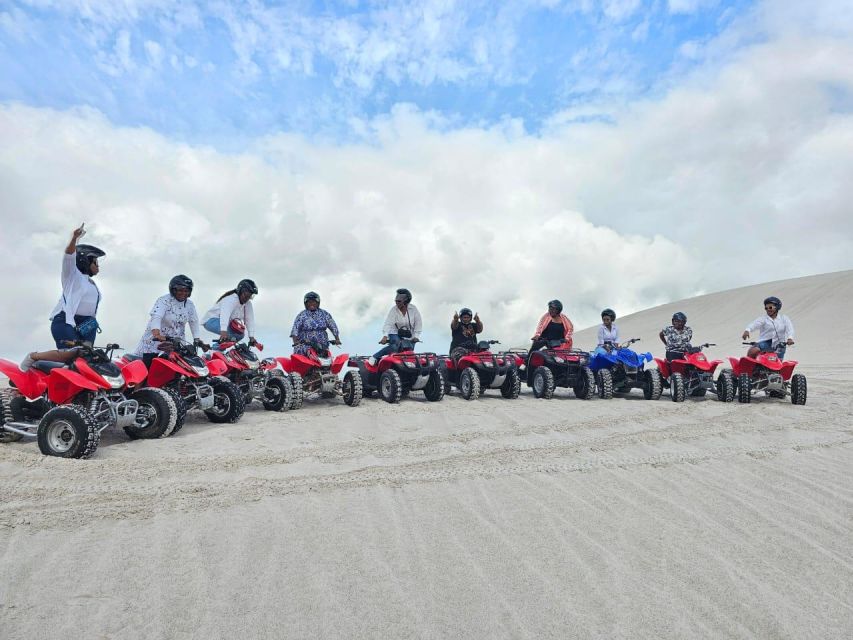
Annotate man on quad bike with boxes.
[449,308,483,361]
[659,312,693,360]
[742,296,795,360]
[373,288,423,362]
[290,292,341,356]
[202,279,262,347]
[530,300,574,353]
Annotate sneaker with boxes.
[19,352,35,372]
[367,357,377,366]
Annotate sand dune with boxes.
[1,272,852,639]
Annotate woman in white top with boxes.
[20,224,105,370]
[202,279,261,346]
[134,275,205,367]
[592,308,620,356]
[373,288,423,360]
[742,296,795,359]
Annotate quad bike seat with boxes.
[32,360,67,373]
[123,354,143,362]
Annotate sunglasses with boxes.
[765,305,776,310]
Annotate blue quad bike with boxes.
[587,339,663,400]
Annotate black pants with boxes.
[666,350,685,361]
[142,353,158,369]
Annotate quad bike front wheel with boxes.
[423,369,445,402]
[574,366,595,400]
[670,372,686,403]
[643,369,663,400]
[288,373,304,410]
[262,375,293,412]
[205,377,245,423]
[500,369,521,399]
[163,386,188,434]
[380,370,402,403]
[124,387,178,439]
[532,367,555,399]
[715,370,734,402]
[342,371,363,407]
[459,368,481,401]
[737,373,752,404]
[37,405,100,459]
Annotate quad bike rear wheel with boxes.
[500,369,521,399]
[532,367,555,399]
[124,387,178,439]
[288,373,304,410]
[380,370,402,403]
[1,389,26,443]
[423,369,445,402]
[204,377,245,423]
[716,369,735,403]
[37,405,99,459]
[596,369,613,400]
[460,368,481,401]
[670,372,686,403]
[574,366,595,400]
[342,371,363,407]
[262,375,293,412]
[643,369,663,400]
[790,373,807,405]
[737,373,752,404]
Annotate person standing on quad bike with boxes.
[592,308,620,356]
[373,288,423,362]
[742,296,795,359]
[290,291,341,355]
[133,275,207,368]
[659,312,693,360]
[530,300,574,353]
[449,308,483,361]
[202,279,262,347]
[20,224,106,370]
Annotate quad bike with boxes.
[119,337,246,430]
[729,342,806,405]
[349,333,445,404]
[520,339,595,400]
[205,339,292,411]
[587,339,662,400]
[440,340,521,400]
[277,341,361,407]
[654,343,734,403]
[0,342,176,458]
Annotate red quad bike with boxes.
[349,335,445,404]
[729,342,806,405]
[654,343,735,403]
[0,342,176,458]
[521,339,595,400]
[276,341,362,407]
[119,337,245,430]
[440,340,521,400]
[205,340,293,412]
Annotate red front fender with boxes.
[148,357,192,387]
[47,368,101,405]
[275,356,293,373]
[206,359,228,376]
[121,359,148,387]
[331,354,350,374]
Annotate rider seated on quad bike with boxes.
[742,296,795,360]
[530,299,574,353]
[449,308,483,362]
[134,275,207,368]
[659,312,693,361]
[592,308,619,356]
[202,279,262,348]
[290,292,341,355]
[20,224,106,371]
[372,288,422,363]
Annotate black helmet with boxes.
[75,244,105,275]
[548,299,563,313]
[237,279,258,296]
[304,291,320,306]
[169,274,193,298]
[672,311,687,323]
[601,308,616,320]
[395,288,412,303]
[459,307,473,317]
[763,296,782,311]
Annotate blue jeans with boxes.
[203,318,244,344]
[374,334,402,360]
[757,339,786,360]
[51,312,98,348]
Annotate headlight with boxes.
[404,361,416,368]
[193,365,209,376]
[554,357,565,363]
[483,361,494,367]
[247,360,259,369]
[106,375,124,389]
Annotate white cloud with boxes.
[667,0,717,15]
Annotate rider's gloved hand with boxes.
[248,337,257,347]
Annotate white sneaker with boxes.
[368,357,377,366]
[20,353,35,372]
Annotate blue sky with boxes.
[1,0,754,146]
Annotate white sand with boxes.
[2,271,852,639]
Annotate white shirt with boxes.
[745,314,794,346]
[382,304,423,339]
[135,295,201,355]
[49,252,101,326]
[597,324,620,346]
[202,293,256,337]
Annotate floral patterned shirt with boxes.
[290,308,339,355]
[661,325,693,351]
[135,295,200,355]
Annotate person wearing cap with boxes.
[20,224,106,370]
[742,296,795,359]
[659,312,693,360]
[449,308,483,361]
[290,292,341,355]
[592,308,619,355]
[372,288,423,361]
[133,275,205,368]
[202,279,261,346]
[530,300,574,352]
